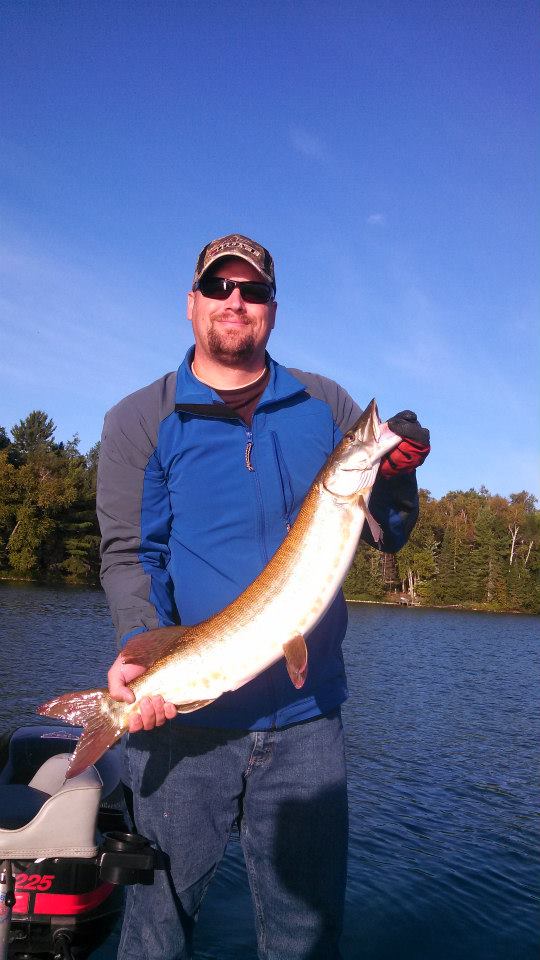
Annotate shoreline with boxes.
[345,597,533,616]
[0,577,535,616]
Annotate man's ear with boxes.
[269,299,277,330]
[187,291,195,321]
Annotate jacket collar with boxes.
[175,347,307,410]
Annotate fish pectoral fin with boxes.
[283,635,308,689]
[174,698,216,714]
[359,494,382,545]
[122,625,190,669]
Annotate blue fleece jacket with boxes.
[96,348,418,729]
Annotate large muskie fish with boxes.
[38,400,401,777]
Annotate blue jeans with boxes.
[118,710,348,960]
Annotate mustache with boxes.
[209,309,249,323]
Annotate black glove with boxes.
[381,411,430,478]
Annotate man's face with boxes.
[187,257,277,368]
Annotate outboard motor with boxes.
[0,726,153,960]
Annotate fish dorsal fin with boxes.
[283,635,308,689]
[122,625,190,669]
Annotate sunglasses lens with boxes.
[240,282,272,304]
[199,277,230,300]
[198,277,272,304]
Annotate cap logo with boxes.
[207,238,262,260]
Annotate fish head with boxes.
[321,399,401,498]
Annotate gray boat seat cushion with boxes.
[0,754,102,859]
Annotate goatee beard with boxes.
[207,319,256,365]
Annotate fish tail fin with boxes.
[37,689,126,779]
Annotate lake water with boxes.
[0,583,538,959]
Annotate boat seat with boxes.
[0,724,120,799]
[0,753,102,859]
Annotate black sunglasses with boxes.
[195,275,274,304]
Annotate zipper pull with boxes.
[245,430,254,471]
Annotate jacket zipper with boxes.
[245,430,254,471]
[243,425,269,566]
[270,431,294,532]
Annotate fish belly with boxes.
[133,498,364,707]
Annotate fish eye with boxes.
[345,432,355,442]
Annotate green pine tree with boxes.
[10,411,56,462]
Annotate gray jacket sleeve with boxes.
[287,368,362,433]
[96,373,178,646]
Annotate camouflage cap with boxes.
[192,233,276,293]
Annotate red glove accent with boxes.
[380,438,431,478]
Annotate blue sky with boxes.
[1,0,538,500]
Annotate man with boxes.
[97,234,430,960]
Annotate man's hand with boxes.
[381,410,431,478]
[108,652,178,733]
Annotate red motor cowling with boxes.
[10,857,122,959]
[1,726,153,960]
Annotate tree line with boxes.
[0,412,100,584]
[1,412,539,614]
[345,488,540,613]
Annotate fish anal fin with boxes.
[122,625,189,669]
[174,698,216,714]
[283,635,308,689]
[359,494,382,545]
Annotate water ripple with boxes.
[0,586,538,959]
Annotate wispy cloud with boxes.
[367,213,386,225]
[0,235,189,450]
[289,126,331,163]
